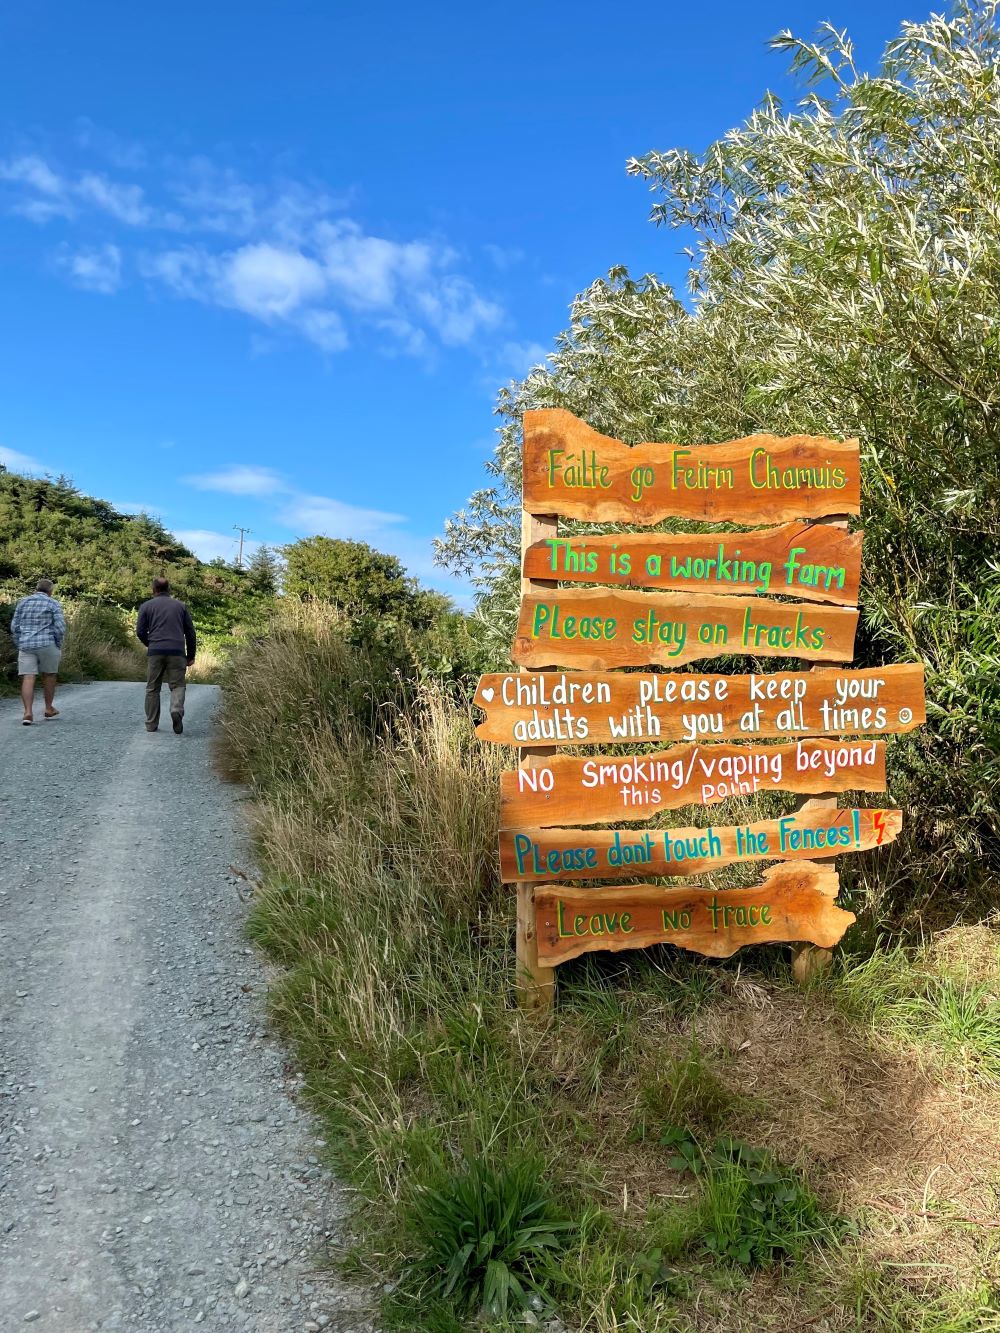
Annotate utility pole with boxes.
[233,524,252,569]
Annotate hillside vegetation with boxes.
[218,10,1000,1331]
[0,467,279,688]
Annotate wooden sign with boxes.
[522,522,862,607]
[499,805,901,883]
[475,663,925,747]
[522,409,860,525]
[514,588,858,670]
[533,862,853,965]
[500,738,886,828]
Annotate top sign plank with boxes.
[522,409,861,525]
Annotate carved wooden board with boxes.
[500,805,901,882]
[474,663,925,746]
[522,522,862,607]
[522,408,860,525]
[533,862,853,964]
[500,738,886,828]
[514,588,858,670]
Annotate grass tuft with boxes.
[401,1154,574,1319]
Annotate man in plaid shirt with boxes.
[10,578,66,726]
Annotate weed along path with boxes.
[0,682,374,1332]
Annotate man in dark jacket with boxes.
[135,577,197,734]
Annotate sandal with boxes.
[21,717,33,726]
[44,708,59,718]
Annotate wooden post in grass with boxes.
[792,514,851,986]
[515,509,557,1011]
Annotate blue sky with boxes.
[0,1,919,598]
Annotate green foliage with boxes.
[0,600,147,692]
[835,945,1000,1079]
[662,1131,849,1268]
[437,4,1000,913]
[246,544,280,595]
[0,469,199,606]
[403,1156,573,1319]
[841,1262,1000,1332]
[0,467,276,677]
[221,602,999,1329]
[282,535,425,618]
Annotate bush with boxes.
[438,5,1000,922]
[0,598,146,690]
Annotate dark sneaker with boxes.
[145,723,158,732]
[171,713,183,735]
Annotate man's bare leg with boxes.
[42,673,58,716]
[20,673,36,722]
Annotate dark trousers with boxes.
[145,654,187,727]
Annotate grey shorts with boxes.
[17,645,61,675]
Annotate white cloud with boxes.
[0,153,179,228]
[0,154,63,195]
[76,172,151,225]
[483,243,524,270]
[318,220,436,309]
[297,307,348,352]
[54,242,122,294]
[168,160,258,235]
[174,528,261,563]
[497,339,549,375]
[139,246,213,300]
[181,463,403,543]
[74,120,148,170]
[415,275,503,346]
[0,154,72,221]
[220,243,326,318]
[184,464,287,496]
[277,493,406,541]
[2,142,510,356]
[375,316,429,358]
[0,444,46,472]
[143,243,344,350]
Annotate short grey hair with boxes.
[36,578,54,594]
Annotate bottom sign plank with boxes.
[534,862,853,965]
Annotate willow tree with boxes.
[438,4,1000,909]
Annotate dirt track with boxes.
[0,682,373,1331]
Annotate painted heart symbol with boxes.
[480,687,495,702]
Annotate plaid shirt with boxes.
[10,592,66,650]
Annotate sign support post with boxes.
[515,509,557,1011]
[792,514,849,985]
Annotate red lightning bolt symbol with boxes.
[872,811,888,845]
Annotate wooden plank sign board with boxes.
[500,806,902,883]
[500,738,886,828]
[522,409,860,525]
[514,587,858,670]
[475,663,926,746]
[534,862,853,965]
[489,407,923,997]
[523,522,862,607]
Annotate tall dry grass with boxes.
[217,606,1000,1331]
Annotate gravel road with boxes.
[0,682,375,1332]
